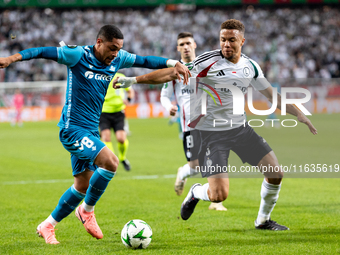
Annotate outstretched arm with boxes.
[0,53,22,68]
[112,66,190,89]
[0,47,58,69]
[260,86,317,135]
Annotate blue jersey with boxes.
[56,45,136,131]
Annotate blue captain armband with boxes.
[19,47,58,61]
[133,55,168,69]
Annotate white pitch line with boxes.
[0,174,177,185]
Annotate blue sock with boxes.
[84,168,115,206]
[51,185,85,222]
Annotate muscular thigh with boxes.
[232,123,272,166]
[198,130,232,178]
[59,127,105,164]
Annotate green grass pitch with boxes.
[0,114,339,254]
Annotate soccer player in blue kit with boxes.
[0,25,190,244]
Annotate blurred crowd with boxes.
[0,5,340,83]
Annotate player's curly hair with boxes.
[97,25,124,41]
[220,19,245,35]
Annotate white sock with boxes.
[46,215,58,227]
[193,183,211,201]
[256,179,281,224]
[179,163,199,180]
[82,202,94,213]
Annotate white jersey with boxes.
[189,50,271,131]
[161,61,193,132]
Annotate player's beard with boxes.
[223,51,238,63]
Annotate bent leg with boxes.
[206,175,229,202]
[256,151,283,225]
[192,175,229,202]
[258,151,283,184]
[83,147,118,210]
[48,159,93,225]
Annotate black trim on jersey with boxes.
[194,52,221,66]
[194,50,220,62]
[193,50,221,64]
[249,60,259,79]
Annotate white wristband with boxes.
[117,77,137,88]
[166,59,179,68]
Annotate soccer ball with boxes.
[121,219,152,249]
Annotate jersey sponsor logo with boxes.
[84,71,112,81]
[181,88,194,95]
[85,71,94,79]
[243,67,250,77]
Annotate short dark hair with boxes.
[220,19,245,35]
[177,32,194,41]
[97,25,124,42]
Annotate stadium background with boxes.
[0,3,339,254]
[0,3,340,121]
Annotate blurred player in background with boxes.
[99,72,134,171]
[114,19,317,231]
[0,24,190,244]
[12,89,24,127]
[161,32,227,211]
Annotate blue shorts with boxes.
[59,127,106,176]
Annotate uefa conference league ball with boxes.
[121,219,153,249]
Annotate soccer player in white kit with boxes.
[178,19,317,230]
[161,32,227,211]
[113,19,317,230]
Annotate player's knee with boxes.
[271,168,284,180]
[276,170,284,179]
[263,164,284,180]
[74,183,89,194]
[100,129,111,142]
[117,138,125,144]
[102,137,111,142]
[209,187,228,202]
[102,154,119,172]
